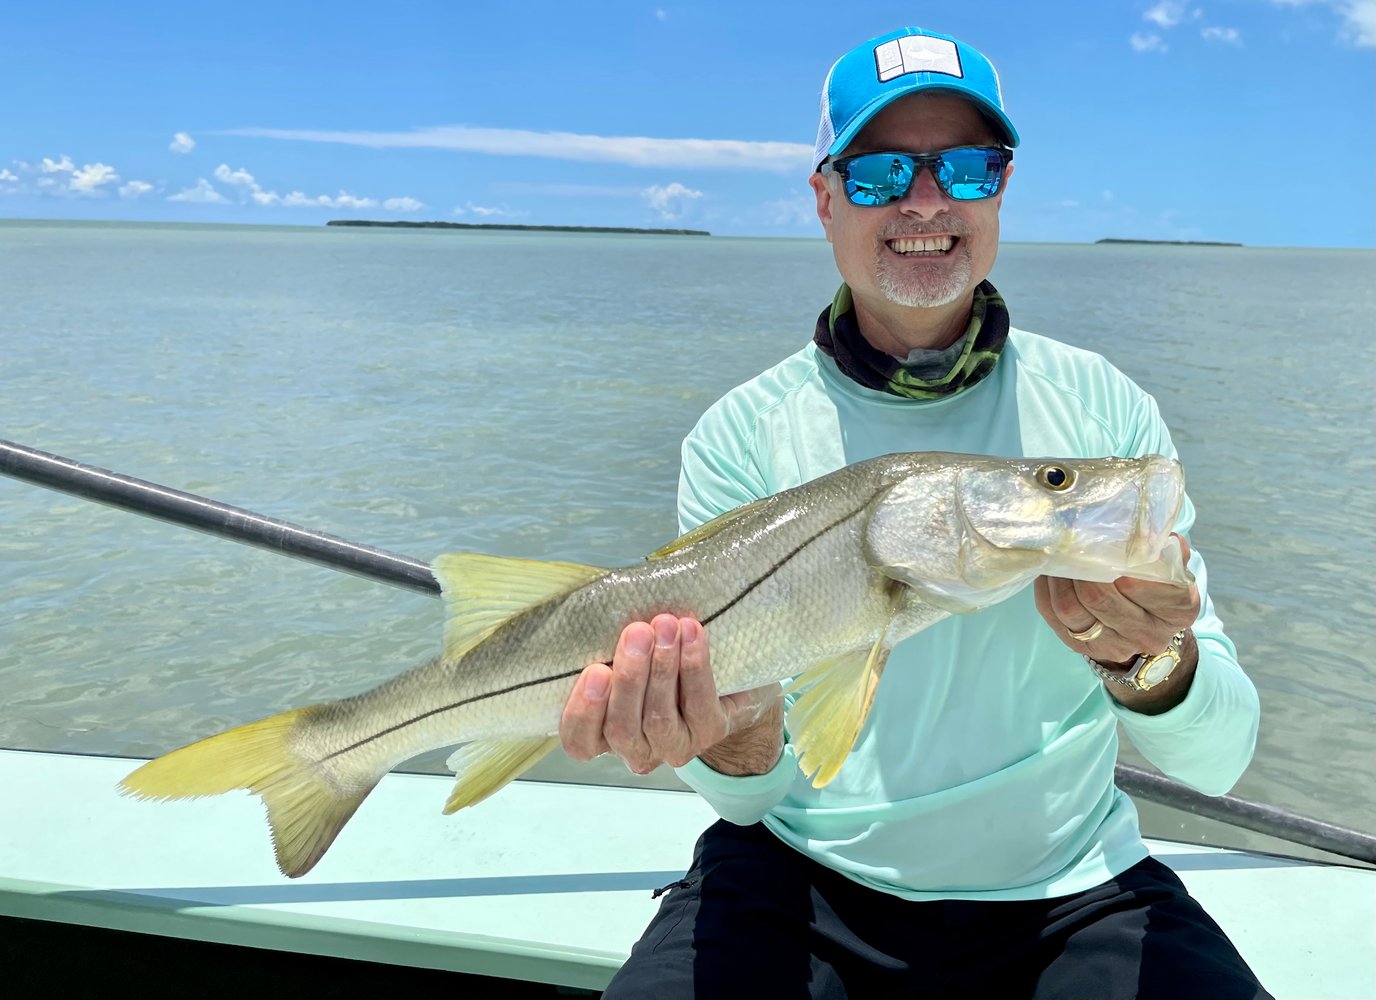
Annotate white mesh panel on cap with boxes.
[812,64,837,170]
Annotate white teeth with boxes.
[889,236,955,254]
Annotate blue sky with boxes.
[2,1,1372,247]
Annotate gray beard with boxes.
[874,243,973,308]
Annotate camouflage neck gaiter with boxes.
[812,280,1010,399]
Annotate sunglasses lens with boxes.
[938,148,1005,201]
[843,154,915,206]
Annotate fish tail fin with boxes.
[442,736,561,814]
[119,707,377,878]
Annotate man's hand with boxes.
[560,614,783,775]
[1034,534,1201,711]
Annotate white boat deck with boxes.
[1,748,1371,997]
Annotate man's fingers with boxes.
[642,615,692,764]
[1038,576,1139,662]
[559,663,612,762]
[1041,575,1092,632]
[603,621,656,773]
[676,618,728,755]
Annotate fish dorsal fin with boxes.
[442,736,561,814]
[783,629,892,788]
[431,553,608,660]
[646,498,771,561]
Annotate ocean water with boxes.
[2,220,1373,849]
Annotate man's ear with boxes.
[809,172,834,244]
[997,159,1015,204]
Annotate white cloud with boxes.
[213,163,257,187]
[0,168,17,183]
[452,202,528,218]
[1201,25,1243,43]
[489,182,641,197]
[169,132,196,154]
[168,178,228,203]
[220,124,812,172]
[762,193,817,227]
[70,162,120,193]
[1130,32,1169,51]
[119,180,154,198]
[1143,1,1187,27]
[209,162,386,209]
[643,181,703,219]
[279,190,377,209]
[655,8,668,20]
[1273,0,1376,47]
[331,191,376,209]
[1343,0,1375,45]
[213,163,279,204]
[382,196,425,211]
[28,155,122,195]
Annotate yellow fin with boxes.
[645,498,771,560]
[432,553,607,660]
[119,708,377,878]
[442,736,561,814]
[783,636,891,788]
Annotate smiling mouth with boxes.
[887,235,957,256]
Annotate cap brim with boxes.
[822,80,1020,167]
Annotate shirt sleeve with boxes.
[1108,392,1261,796]
[670,407,798,823]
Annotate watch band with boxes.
[1087,629,1188,693]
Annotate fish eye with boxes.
[1036,465,1075,491]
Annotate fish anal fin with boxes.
[119,707,375,879]
[645,498,771,560]
[432,553,607,660]
[783,636,891,789]
[442,736,561,814]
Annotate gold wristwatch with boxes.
[1087,629,1188,693]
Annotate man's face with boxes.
[810,91,1013,310]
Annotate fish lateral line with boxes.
[322,504,870,764]
[319,666,586,762]
[701,503,873,627]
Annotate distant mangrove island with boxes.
[327,220,710,236]
[1095,238,1242,247]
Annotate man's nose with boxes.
[898,164,948,218]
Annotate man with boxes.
[561,27,1267,999]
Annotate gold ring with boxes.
[1068,621,1104,642]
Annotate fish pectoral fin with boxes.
[442,736,561,814]
[783,636,891,789]
[644,497,771,560]
[432,553,608,660]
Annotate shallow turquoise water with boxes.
[1,220,1372,840]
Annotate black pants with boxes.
[604,821,1270,1000]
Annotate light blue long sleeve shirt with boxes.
[673,330,1260,902]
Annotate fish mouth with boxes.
[951,456,1191,587]
[1042,457,1190,585]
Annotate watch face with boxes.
[1142,654,1176,687]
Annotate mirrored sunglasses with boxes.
[820,146,1010,205]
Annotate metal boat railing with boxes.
[4,436,1373,865]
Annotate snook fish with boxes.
[121,451,1192,877]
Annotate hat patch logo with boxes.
[875,36,962,83]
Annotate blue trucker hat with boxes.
[813,28,1019,171]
